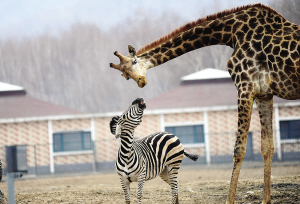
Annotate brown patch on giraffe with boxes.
[291,51,299,61]
[252,41,263,52]
[273,46,280,55]
[175,48,184,56]
[290,41,297,51]
[165,50,173,57]
[241,72,250,81]
[236,14,249,22]
[268,55,275,63]
[276,57,284,70]
[182,29,193,41]
[246,30,254,42]
[193,40,204,48]
[280,50,289,58]
[262,36,272,48]
[281,41,289,49]
[183,42,194,52]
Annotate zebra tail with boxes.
[184,151,198,161]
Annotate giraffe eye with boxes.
[132,59,137,65]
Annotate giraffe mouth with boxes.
[137,76,147,88]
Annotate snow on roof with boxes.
[0,82,24,92]
[181,68,231,81]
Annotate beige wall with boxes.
[1,104,299,171]
[0,121,49,168]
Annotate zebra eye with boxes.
[132,59,137,65]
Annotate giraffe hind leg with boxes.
[255,96,274,204]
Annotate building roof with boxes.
[181,68,230,81]
[147,68,298,110]
[0,82,83,119]
[0,82,24,92]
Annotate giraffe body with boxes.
[110,4,300,204]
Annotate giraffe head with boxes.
[110,45,147,88]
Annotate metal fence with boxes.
[1,131,299,176]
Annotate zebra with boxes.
[110,98,198,204]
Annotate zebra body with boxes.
[116,132,184,182]
[110,98,198,204]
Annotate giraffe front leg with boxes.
[255,96,274,204]
[136,170,146,204]
[226,89,255,204]
[119,177,131,204]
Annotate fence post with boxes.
[34,145,37,175]
[92,141,97,172]
[274,106,282,161]
[204,111,211,165]
[7,173,15,204]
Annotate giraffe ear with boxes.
[128,45,136,57]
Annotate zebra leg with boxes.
[119,177,131,204]
[136,170,146,204]
[168,166,180,204]
[159,166,170,185]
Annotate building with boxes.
[1,69,299,175]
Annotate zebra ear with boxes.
[110,116,120,135]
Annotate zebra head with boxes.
[110,98,146,139]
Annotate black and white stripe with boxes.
[110,98,198,204]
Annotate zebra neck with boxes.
[119,132,134,163]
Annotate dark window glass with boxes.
[280,120,300,140]
[53,131,92,152]
[165,125,204,144]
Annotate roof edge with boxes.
[0,101,299,124]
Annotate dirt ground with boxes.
[0,165,299,204]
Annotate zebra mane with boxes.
[110,116,120,135]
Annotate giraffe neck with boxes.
[136,5,287,70]
[137,18,234,68]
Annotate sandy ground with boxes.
[0,165,299,204]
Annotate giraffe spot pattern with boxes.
[137,5,299,101]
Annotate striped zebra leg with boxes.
[159,167,171,185]
[136,169,146,204]
[160,165,180,204]
[119,177,131,204]
[169,167,180,204]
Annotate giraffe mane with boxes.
[136,3,278,56]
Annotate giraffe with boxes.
[110,3,300,204]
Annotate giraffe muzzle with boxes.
[137,76,147,88]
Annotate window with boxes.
[280,120,300,140]
[53,131,92,152]
[165,125,204,144]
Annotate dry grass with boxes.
[0,165,299,203]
